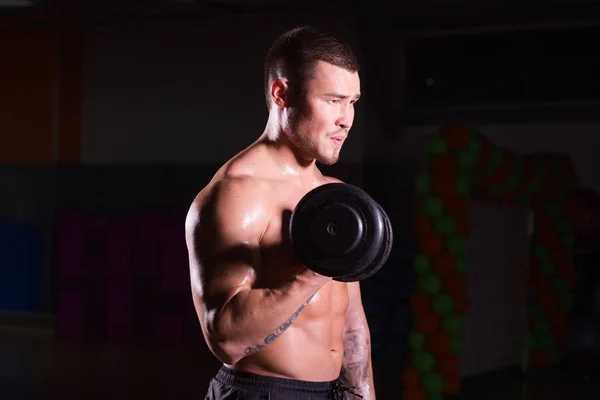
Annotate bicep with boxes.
[186,182,264,313]
[192,242,257,315]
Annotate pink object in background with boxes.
[56,290,83,341]
[132,211,162,277]
[57,213,86,282]
[107,218,132,285]
[82,217,109,278]
[107,284,131,342]
[160,225,188,294]
[106,218,133,342]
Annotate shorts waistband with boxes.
[215,365,339,393]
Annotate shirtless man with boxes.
[185,26,374,399]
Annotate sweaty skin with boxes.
[185,61,374,399]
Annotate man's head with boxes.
[264,26,361,166]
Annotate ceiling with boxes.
[2,0,600,28]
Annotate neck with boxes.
[258,111,317,179]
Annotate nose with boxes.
[336,105,353,131]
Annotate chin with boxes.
[317,155,340,166]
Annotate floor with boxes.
[0,326,598,400]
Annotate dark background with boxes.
[1,0,600,398]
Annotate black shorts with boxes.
[205,366,357,400]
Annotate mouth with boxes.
[330,136,346,145]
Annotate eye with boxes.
[327,99,339,104]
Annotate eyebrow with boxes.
[325,92,361,101]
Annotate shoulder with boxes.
[186,175,271,243]
[185,141,284,234]
[207,174,270,206]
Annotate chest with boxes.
[256,188,350,317]
[259,190,305,280]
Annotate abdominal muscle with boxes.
[229,287,349,382]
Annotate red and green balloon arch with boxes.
[402,124,579,399]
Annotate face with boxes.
[284,61,361,166]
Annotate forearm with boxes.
[340,327,375,400]
[210,272,327,362]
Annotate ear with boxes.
[270,79,290,108]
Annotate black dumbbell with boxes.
[289,183,393,282]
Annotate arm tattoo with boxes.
[244,293,316,355]
[341,329,372,395]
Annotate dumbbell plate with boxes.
[289,183,389,280]
[334,202,393,282]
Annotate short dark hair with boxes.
[264,26,360,107]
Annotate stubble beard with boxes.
[287,108,340,167]
[317,147,340,166]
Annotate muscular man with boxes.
[185,26,374,399]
